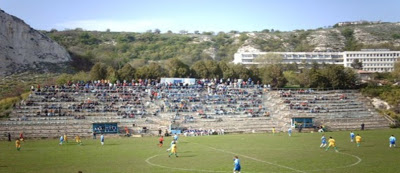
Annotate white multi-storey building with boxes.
[343,49,400,72]
[233,49,400,72]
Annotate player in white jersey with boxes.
[100,134,105,145]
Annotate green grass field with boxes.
[1,129,399,173]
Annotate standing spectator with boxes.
[158,128,162,137]
[361,123,365,130]
[8,132,11,142]
[93,131,96,139]
[298,123,303,133]
[165,129,169,137]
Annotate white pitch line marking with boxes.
[188,141,307,173]
[145,154,229,173]
[305,151,362,172]
[336,152,362,168]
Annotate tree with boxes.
[72,71,90,82]
[106,66,118,83]
[260,64,287,87]
[202,31,214,35]
[342,28,362,51]
[261,29,270,33]
[392,33,400,39]
[129,59,147,68]
[165,58,190,77]
[56,73,73,85]
[118,63,136,81]
[249,65,261,82]
[233,64,251,80]
[154,28,161,34]
[297,69,311,87]
[284,62,299,72]
[283,71,299,86]
[136,62,165,79]
[194,30,200,34]
[351,59,363,70]
[204,60,222,78]
[90,62,107,80]
[391,61,400,80]
[239,33,249,42]
[219,61,236,79]
[191,61,208,78]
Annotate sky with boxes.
[2,0,400,33]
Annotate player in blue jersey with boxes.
[320,134,327,148]
[288,128,292,137]
[59,135,64,145]
[173,134,179,142]
[100,134,104,146]
[350,131,355,142]
[389,135,396,148]
[233,156,241,173]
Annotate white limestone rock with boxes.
[0,9,71,76]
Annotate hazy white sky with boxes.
[2,0,400,32]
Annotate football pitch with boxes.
[0,129,399,173]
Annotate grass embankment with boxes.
[361,86,400,122]
[0,73,58,118]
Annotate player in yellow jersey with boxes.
[272,127,276,135]
[75,134,82,145]
[64,134,68,143]
[168,141,178,157]
[15,138,21,151]
[325,136,338,152]
[355,134,362,147]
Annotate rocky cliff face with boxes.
[0,9,71,76]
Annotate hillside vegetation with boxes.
[2,22,400,118]
[44,23,400,71]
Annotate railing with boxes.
[383,114,399,126]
